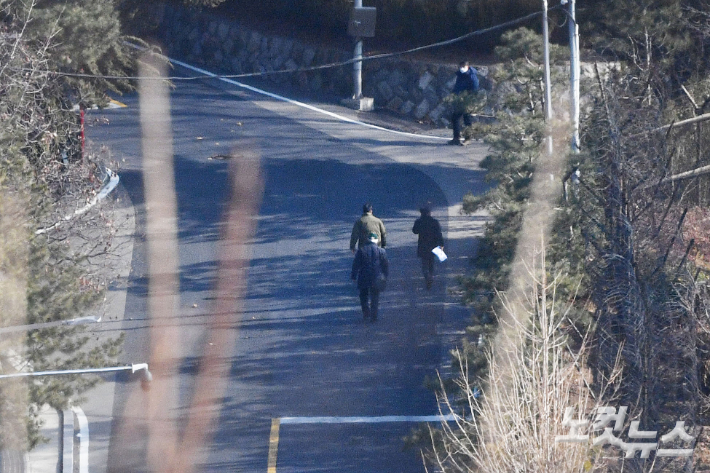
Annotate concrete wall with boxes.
[153,3,493,128]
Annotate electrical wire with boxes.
[15,6,560,82]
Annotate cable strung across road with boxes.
[18,7,558,82]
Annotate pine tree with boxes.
[6,0,140,106]
[435,9,709,468]
[458,26,573,345]
[449,6,710,470]
[0,0,133,448]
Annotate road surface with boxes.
[84,65,489,472]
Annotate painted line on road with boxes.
[108,98,127,108]
[280,414,457,424]
[267,418,280,473]
[0,315,101,336]
[71,406,89,473]
[168,56,448,141]
[267,414,456,472]
[124,42,448,142]
[63,410,74,473]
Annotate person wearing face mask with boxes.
[449,60,479,146]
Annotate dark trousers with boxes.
[359,287,380,320]
[421,253,435,284]
[452,111,472,141]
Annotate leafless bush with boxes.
[427,249,622,473]
[0,0,128,448]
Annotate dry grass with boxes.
[428,248,622,473]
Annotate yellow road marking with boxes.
[266,414,454,471]
[108,99,127,108]
[267,418,280,473]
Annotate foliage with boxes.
[428,256,619,472]
[208,0,351,40]
[582,0,694,73]
[444,3,710,470]
[3,0,138,106]
[576,64,704,439]
[442,33,602,470]
[458,26,571,320]
[120,0,228,31]
[199,0,551,51]
[0,0,133,449]
[572,2,710,438]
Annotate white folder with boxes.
[432,247,447,262]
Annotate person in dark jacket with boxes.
[449,61,479,146]
[412,204,444,289]
[351,232,389,322]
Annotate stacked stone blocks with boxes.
[156,4,493,127]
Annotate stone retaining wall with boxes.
[154,3,493,128]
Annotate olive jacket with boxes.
[349,213,387,250]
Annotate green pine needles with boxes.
[0,0,136,449]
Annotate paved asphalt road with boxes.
[84,67,489,472]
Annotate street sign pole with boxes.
[342,3,375,111]
[542,0,553,156]
[568,0,580,152]
[354,0,363,99]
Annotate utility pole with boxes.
[353,0,363,100]
[342,1,375,111]
[542,0,553,155]
[566,0,580,152]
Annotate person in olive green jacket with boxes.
[350,203,387,253]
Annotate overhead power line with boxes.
[18,7,558,82]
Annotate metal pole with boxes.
[568,0,580,152]
[354,39,363,99]
[0,315,101,335]
[353,0,363,99]
[80,107,85,162]
[0,363,151,379]
[542,0,553,155]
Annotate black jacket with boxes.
[452,66,479,95]
[412,215,444,257]
[351,242,389,290]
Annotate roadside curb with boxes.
[62,410,73,473]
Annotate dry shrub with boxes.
[428,251,622,473]
[683,207,710,271]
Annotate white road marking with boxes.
[167,56,448,141]
[108,99,127,108]
[0,315,101,336]
[123,41,448,142]
[279,414,457,424]
[268,414,457,472]
[0,364,147,379]
[71,406,90,473]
